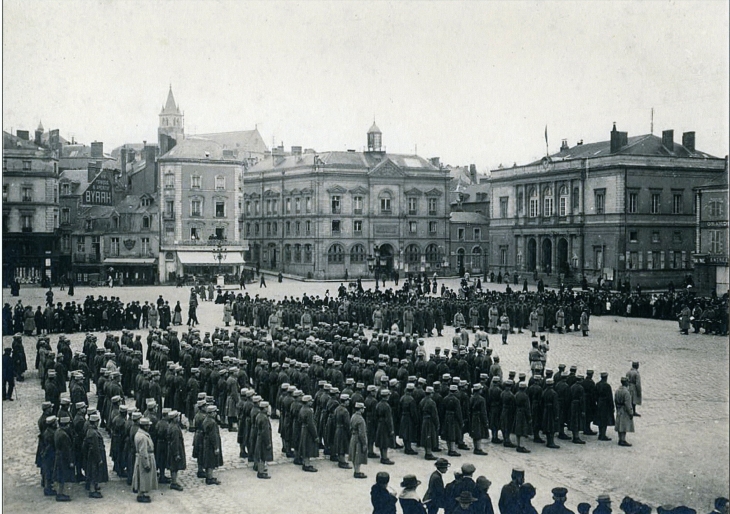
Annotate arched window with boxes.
[350,244,366,263]
[284,244,291,263]
[425,244,440,263]
[559,186,569,216]
[405,244,420,264]
[304,244,312,263]
[472,246,482,256]
[328,244,345,264]
[112,216,119,229]
[529,187,539,218]
[379,191,392,215]
[543,186,554,217]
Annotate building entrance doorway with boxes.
[542,238,553,274]
[527,238,537,272]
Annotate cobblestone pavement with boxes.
[2,280,728,513]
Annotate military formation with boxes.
[4,275,724,509]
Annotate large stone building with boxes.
[488,124,727,288]
[693,169,729,295]
[2,129,60,285]
[243,124,451,279]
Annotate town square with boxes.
[2,1,728,514]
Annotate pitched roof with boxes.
[58,169,91,193]
[192,129,268,157]
[160,137,226,160]
[528,133,717,166]
[247,150,438,174]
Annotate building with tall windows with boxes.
[488,124,727,288]
[243,124,451,279]
[2,128,60,285]
[693,169,729,295]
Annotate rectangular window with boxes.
[246,223,251,237]
[22,160,31,171]
[305,197,312,212]
[380,197,391,214]
[77,236,86,253]
[671,251,682,269]
[628,192,638,213]
[215,175,225,190]
[710,230,723,254]
[650,251,661,270]
[517,192,524,214]
[500,197,509,218]
[215,201,225,218]
[266,222,271,236]
[429,221,437,234]
[294,244,302,263]
[21,214,33,230]
[295,221,300,235]
[91,236,101,254]
[295,197,301,213]
[408,197,418,215]
[672,231,682,244]
[409,221,417,234]
[110,237,120,256]
[245,201,251,215]
[331,220,341,234]
[572,187,579,211]
[709,199,724,217]
[500,246,508,266]
[458,228,465,241]
[192,175,201,189]
[544,197,554,217]
[353,196,363,214]
[190,227,199,240]
[285,198,291,214]
[254,201,260,215]
[305,220,311,235]
[428,198,437,216]
[595,247,604,269]
[529,197,539,218]
[60,234,70,252]
[61,183,70,196]
[165,200,174,217]
[141,237,149,255]
[474,228,481,241]
[285,221,291,235]
[629,231,638,243]
[559,197,567,217]
[165,173,175,189]
[673,193,683,214]
[628,251,638,269]
[191,200,202,217]
[21,186,32,202]
[266,200,272,215]
[61,208,70,224]
[651,193,660,214]
[595,190,605,214]
[652,231,660,243]
[331,196,341,214]
[354,220,363,234]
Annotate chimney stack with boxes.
[469,164,477,183]
[610,123,628,153]
[120,147,127,188]
[662,130,674,152]
[430,157,440,167]
[91,141,103,158]
[560,139,569,152]
[291,146,302,156]
[87,161,101,183]
[682,131,695,152]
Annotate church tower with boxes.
[158,86,184,155]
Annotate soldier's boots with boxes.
[516,446,531,453]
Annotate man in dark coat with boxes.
[424,458,450,514]
[201,405,223,484]
[41,415,58,496]
[498,468,525,514]
[443,384,464,457]
[569,376,586,444]
[167,410,186,490]
[375,389,396,465]
[595,372,615,441]
[514,382,532,453]
[541,379,561,449]
[3,347,15,401]
[469,384,489,455]
[500,380,516,448]
[53,415,75,502]
[82,413,108,498]
[400,384,419,455]
[582,371,598,436]
[298,394,319,472]
[253,401,273,479]
[541,487,575,514]
[487,377,503,444]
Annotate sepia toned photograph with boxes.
[2,1,728,514]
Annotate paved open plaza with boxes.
[2,278,728,513]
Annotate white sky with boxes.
[3,0,728,172]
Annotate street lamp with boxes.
[367,244,381,290]
[213,239,227,284]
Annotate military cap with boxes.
[345,378,355,385]
[354,402,365,410]
[88,408,98,416]
[89,413,101,423]
[511,468,525,478]
[558,363,566,369]
[140,417,152,426]
[356,382,365,389]
[407,375,417,382]
[576,374,585,380]
[60,397,70,405]
[131,412,142,420]
[340,393,349,401]
[301,395,313,403]
[586,369,594,375]
[75,401,86,409]
[449,384,458,391]
[503,380,514,386]
[111,395,122,403]
[597,495,611,502]
[380,389,391,396]
[119,405,128,412]
[379,375,389,383]
[206,405,218,413]
[252,395,262,403]
[48,369,57,377]
[245,390,256,397]
[405,383,415,390]
[389,378,398,386]
[59,416,71,424]
[425,386,434,393]
[46,415,58,424]
[259,401,270,409]
[492,376,501,383]
[42,401,53,410]
[620,376,629,383]
[600,372,608,377]
[161,408,171,416]
[293,390,303,397]
[552,487,568,498]
[473,383,482,390]
[196,399,207,407]
[281,383,291,390]
[518,381,527,388]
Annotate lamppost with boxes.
[367,244,381,290]
[213,239,227,284]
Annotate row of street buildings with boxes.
[3,88,728,293]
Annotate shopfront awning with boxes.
[103,258,156,265]
[177,251,245,265]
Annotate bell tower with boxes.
[367,121,382,152]
[158,85,184,155]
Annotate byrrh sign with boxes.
[84,175,113,205]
